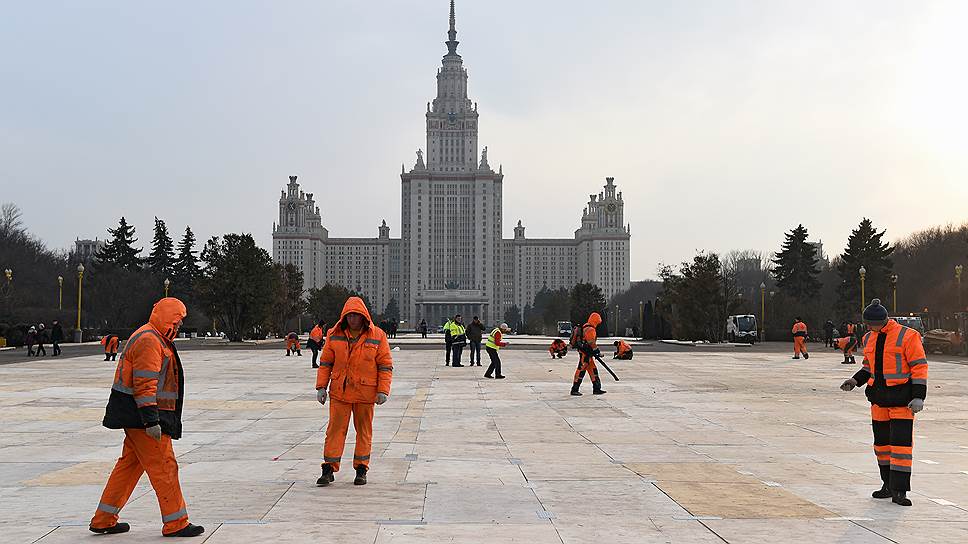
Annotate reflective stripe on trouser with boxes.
[573,354,601,390]
[91,428,189,535]
[871,404,915,492]
[323,398,374,472]
[793,337,807,356]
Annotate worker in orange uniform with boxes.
[308,320,327,369]
[549,339,568,359]
[613,340,633,360]
[102,334,120,361]
[285,332,302,356]
[837,334,858,365]
[791,317,809,360]
[315,297,393,487]
[571,312,605,396]
[841,299,928,506]
[89,298,204,537]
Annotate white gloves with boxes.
[146,424,162,440]
[376,393,388,405]
[908,398,924,414]
[317,388,327,405]
[840,378,858,391]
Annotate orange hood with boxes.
[149,297,188,340]
[338,296,373,331]
[587,312,602,327]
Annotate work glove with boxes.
[316,388,327,405]
[840,378,858,391]
[376,393,388,405]
[908,398,924,414]
[593,349,602,357]
[146,424,162,440]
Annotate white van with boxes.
[725,315,758,344]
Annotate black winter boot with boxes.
[592,381,606,395]
[803,352,809,359]
[163,524,205,537]
[354,465,368,485]
[872,484,892,499]
[90,522,130,534]
[316,463,335,486]
[892,491,912,506]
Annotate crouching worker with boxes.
[549,338,568,359]
[840,299,928,507]
[102,334,120,361]
[316,297,393,487]
[286,332,302,356]
[90,298,204,537]
[613,340,633,360]
[837,335,858,364]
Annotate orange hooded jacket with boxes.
[615,340,632,356]
[103,298,187,438]
[315,297,393,404]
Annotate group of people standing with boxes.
[24,321,64,356]
[441,314,511,378]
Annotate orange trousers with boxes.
[323,398,374,472]
[91,429,189,535]
[793,337,807,356]
[872,404,914,491]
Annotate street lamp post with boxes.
[2,269,11,318]
[638,300,644,339]
[760,282,766,342]
[75,263,85,343]
[164,278,170,297]
[58,275,64,310]
[859,266,867,312]
[655,296,662,340]
[890,273,898,314]
[957,265,963,310]
[614,305,620,336]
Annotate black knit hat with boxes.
[863,298,889,324]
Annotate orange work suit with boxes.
[792,322,808,358]
[92,298,190,536]
[316,297,393,472]
[837,336,857,361]
[571,312,604,394]
[286,333,301,356]
[851,320,928,491]
[549,339,568,358]
[614,340,633,360]
[102,335,120,361]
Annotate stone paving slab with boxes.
[1,346,968,542]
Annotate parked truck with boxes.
[725,315,758,344]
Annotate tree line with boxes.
[609,218,968,342]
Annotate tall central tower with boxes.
[426,0,479,173]
[399,0,504,326]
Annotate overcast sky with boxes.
[3,1,966,279]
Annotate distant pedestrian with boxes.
[286,332,302,356]
[390,321,398,339]
[25,326,37,356]
[443,317,454,365]
[35,324,48,356]
[51,320,63,356]
[467,316,485,367]
[102,334,119,361]
[308,320,327,369]
[823,320,834,347]
[447,315,467,367]
[420,319,428,339]
[792,317,809,360]
[484,323,510,379]
[549,339,568,359]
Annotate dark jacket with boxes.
[467,320,486,343]
[103,344,185,439]
[51,324,64,342]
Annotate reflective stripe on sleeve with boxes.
[911,378,927,385]
[909,358,927,367]
[133,369,160,379]
[365,338,381,346]
[112,383,134,395]
[378,365,393,371]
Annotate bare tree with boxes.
[0,203,24,239]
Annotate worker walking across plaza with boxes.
[792,317,809,359]
[308,320,326,369]
[484,323,510,379]
[840,299,928,506]
[89,298,204,537]
[315,297,393,487]
[571,312,605,396]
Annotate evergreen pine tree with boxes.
[96,217,142,271]
[772,224,821,301]
[171,226,199,295]
[836,218,894,316]
[147,217,175,278]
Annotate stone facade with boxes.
[272,2,630,327]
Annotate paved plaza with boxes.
[2,343,968,543]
